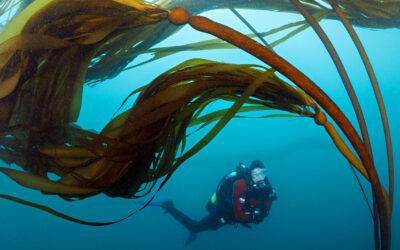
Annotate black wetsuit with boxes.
[164,207,225,233]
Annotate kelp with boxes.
[0,1,394,249]
[154,0,400,29]
[0,0,169,201]
[328,0,394,218]
[0,0,168,191]
[1,59,315,199]
[290,0,393,247]
[221,0,272,49]
[291,1,380,247]
[97,9,330,78]
[83,0,400,83]
[3,0,400,85]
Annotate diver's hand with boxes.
[269,190,277,201]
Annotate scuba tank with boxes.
[216,162,249,205]
[204,163,250,220]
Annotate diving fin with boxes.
[134,200,165,207]
[185,231,197,245]
[134,200,171,214]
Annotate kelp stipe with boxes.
[289,1,388,248]
[328,0,394,217]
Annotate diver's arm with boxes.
[259,188,276,220]
[270,190,277,201]
[266,178,277,201]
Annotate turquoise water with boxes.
[0,8,399,250]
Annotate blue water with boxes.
[0,8,399,250]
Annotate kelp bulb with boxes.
[168,7,190,25]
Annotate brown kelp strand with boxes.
[290,0,374,177]
[221,0,272,49]
[0,192,156,226]
[330,1,394,248]
[307,97,390,217]
[290,1,382,246]
[328,0,394,218]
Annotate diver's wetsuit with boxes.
[162,176,276,234]
[163,206,225,233]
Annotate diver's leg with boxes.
[162,201,225,233]
[162,200,199,232]
[190,208,225,233]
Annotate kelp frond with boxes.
[6,59,313,198]
[0,58,318,223]
[84,0,400,84]
[222,0,272,49]
[87,9,331,85]
[0,0,168,127]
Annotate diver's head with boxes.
[249,160,267,189]
[250,160,264,171]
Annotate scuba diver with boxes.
[159,160,277,244]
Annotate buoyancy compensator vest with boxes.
[204,163,251,223]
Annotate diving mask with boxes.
[251,168,266,189]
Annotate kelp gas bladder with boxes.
[0,1,394,249]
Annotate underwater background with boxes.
[0,7,399,250]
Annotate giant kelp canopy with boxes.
[89,0,400,83]
[0,0,395,249]
[2,0,400,83]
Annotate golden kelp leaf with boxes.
[58,158,111,186]
[0,65,21,99]
[0,167,99,195]
[0,193,129,226]
[101,109,132,138]
[101,86,148,138]
[0,34,73,59]
[0,34,74,98]
[189,106,299,130]
[38,145,99,158]
[54,157,95,168]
